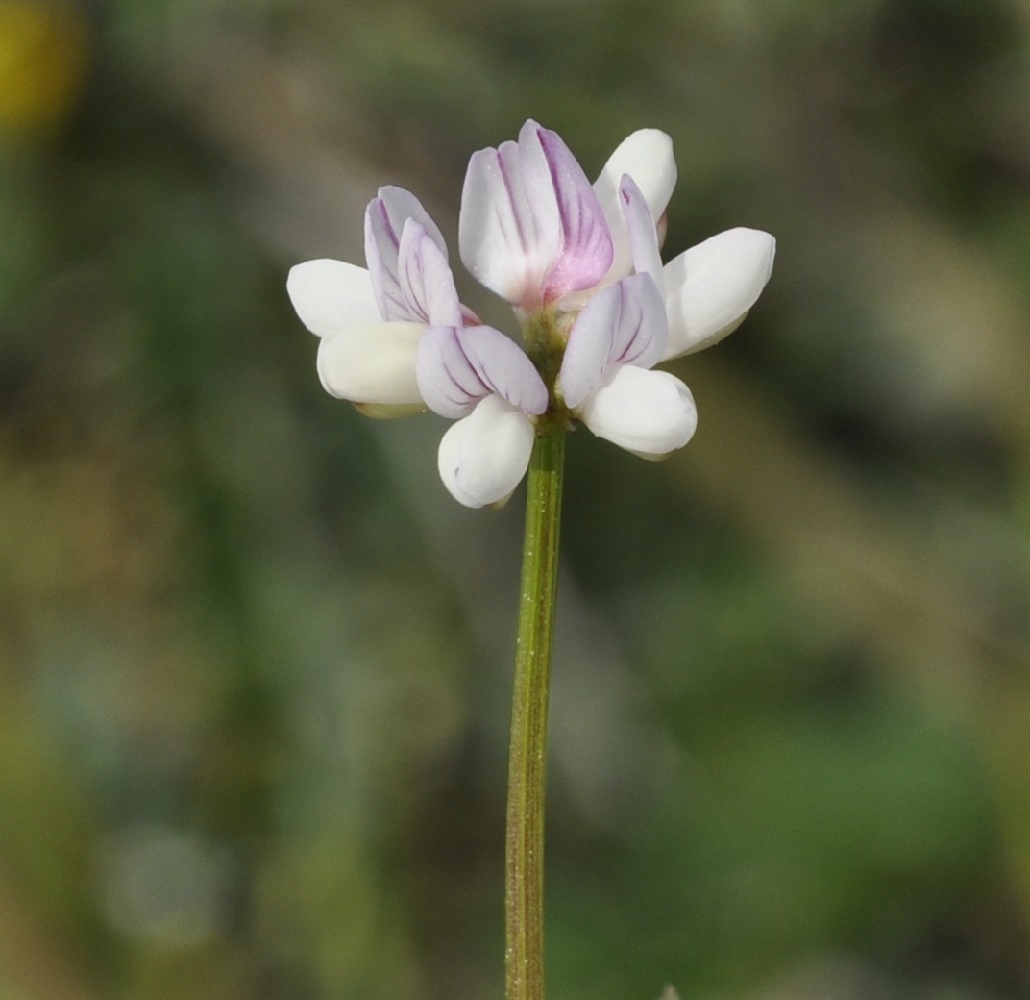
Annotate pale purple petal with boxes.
[459,120,612,308]
[287,260,379,336]
[607,273,668,370]
[365,187,449,321]
[663,228,775,360]
[316,321,425,409]
[559,273,668,409]
[532,124,614,304]
[417,325,548,419]
[594,129,676,279]
[620,176,665,296]
[557,299,613,410]
[460,139,555,308]
[397,220,463,327]
[578,365,697,457]
[416,326,493,418]
[437,394,536,508]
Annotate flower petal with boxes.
[287,260,379,336]
[460,137,553,308]
[316,322,425,410]
[365,187,449,322]
[663,228,775,360]
[397,220,463,327]
[559,273,668,409]
[594,129,677,221]
[459,120,612,309]
[620,176,665,296]
[578,364,697,457]
[417,325,548,419]
[533,124,614,304]
[594,129,676,279]
[437,394,536,508]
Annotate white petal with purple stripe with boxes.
[558,273,668,409]
[417,325,548,420]
[460,121,613,309]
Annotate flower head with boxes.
[288,120,775,507]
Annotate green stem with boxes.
[506,425,565,1000]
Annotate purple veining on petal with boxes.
[496,143,529,270]
[417,325,547,419]
[443,337,492,400]
[459,144,532,307]
[364,197,403,320]
[559,281,619,409]
[533,124,613,303]
[619,176,665,297]
[608,273,668,369]
[515,125,558,281]
[442,352,490,403]
[459,127,562,309]
[378,186,450,257]
[494,134,552,307]
[398,225,427,321]
[559,273,668,409]
[609,292,646,365]
[458,325,548,416]
[437,358,486,411]
[365,187,451,322]
[443,331,492,403]
[416,326,493,419]
[397,221,463,327]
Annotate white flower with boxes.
[287,186,465,417]
[458,121,774,457]
[592,129,776,359]
[558,271,696,457]
[416,325,548,508]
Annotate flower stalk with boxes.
[288,119,775,999]
[506,421,565,1000]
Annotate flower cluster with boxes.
[288,121,775,508]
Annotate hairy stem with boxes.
[505,425,565,1000]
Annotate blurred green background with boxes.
[1,0,1029,997]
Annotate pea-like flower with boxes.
[416,325,548,508]
[556,172,775,456]
[287,186,468,417]
[461,120,774,458]
[557,270,697,458]
[459,120,615,311]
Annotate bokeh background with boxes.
[2,0,1029,997]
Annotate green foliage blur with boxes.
[1,0,1029,997]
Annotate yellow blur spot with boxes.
[0,0,88,134]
